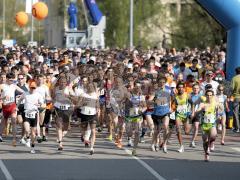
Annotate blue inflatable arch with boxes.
[198,0,240,80]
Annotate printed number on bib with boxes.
[25,112,36,118]
[129,107,139,116]
[170,112,175,120]
[4,96,15,104]
[59,105,68,110]
[203,113,215,123]
[176,105,188,114]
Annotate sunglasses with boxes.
[206,94,213,97]
[30,87,36,89]
[18,78,24,80]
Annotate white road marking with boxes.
[0,160,14,180]
[231,147,240,152]
[124,148,166,180]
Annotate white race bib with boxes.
[170,112,175,120]
[203,113,215,123]
[129,107,139,116]
[4,96,15,104]
[59,105,69,111]
[25,112,36,118]
[176,105,188,114]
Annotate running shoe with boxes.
[25,139,31,148]
[132,149,137,156]
[221,141,225,145]
[189,141,196,148]
[19,138,26,145]
[30,148,36,154]
[151,144,156,152]
[90,149,94,155]
[127,139,133,147]
[178,145,184,153]
[155,145,160,152]
[84,141,90,148]
[12,139,17,147]
[107,134,113,141]
[0,136,3,142]
[163,146,168,154]
[204,153,209,162]
[42,136,48,142]
[37,136,42,143]
[233,129,240,133]
[139,137,145,143]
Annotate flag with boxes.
[84,0,103,25]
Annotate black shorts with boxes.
[152,114,169,126]
[43,109,51,125]
[55,108,72,123]
[17,104,25,116]
[23,117,37,127]
[80,113,97,125]
[192,113,201,123]
[76,108,82,119]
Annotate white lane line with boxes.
[0,160,14,180]
[124,148,166,180]
[231,147,240,152]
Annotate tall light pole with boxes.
[3,0,6,40]
[130,0,133,49]
[30,0,34,42]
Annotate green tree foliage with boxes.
[171,1,226,49]
[98,0,163,48]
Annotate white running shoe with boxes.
[127,139,133,147]
[189,141,196,148]
[163,146,168,153]
[30,148,35,154]
[25,139,31,148]
[20,138,26,145]
[151,144,156,152]
[178,145,184,153]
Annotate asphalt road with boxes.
[0,126,240,180]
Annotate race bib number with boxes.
[203,113,215,123]
[176,105,188,114]
[169,112,175,120]
[59,105,68,111]
[25,112,36,118]
[4,96,15,104]
[129,107,139,116]
[155,97,168,106]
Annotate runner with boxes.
[125,83,146,156]
[174,81,191,153]
[77,82,99,155]
[189,82,203,147]
[0,72,25,145]
[216,84,229,145]
[17,81,45,153]
[193,89,220,162]
[52,76,75,150]
[151,76,171,153]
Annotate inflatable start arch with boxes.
[198,0,240,80]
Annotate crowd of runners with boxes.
[0,44,239,162]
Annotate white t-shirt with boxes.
[201,80,219,95]
[35,84,50,102]
[80,92,98,115]
[1,84,17,105]
[54,87,72,109]
[24,92,44,117]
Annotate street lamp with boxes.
[130,0,133,49]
